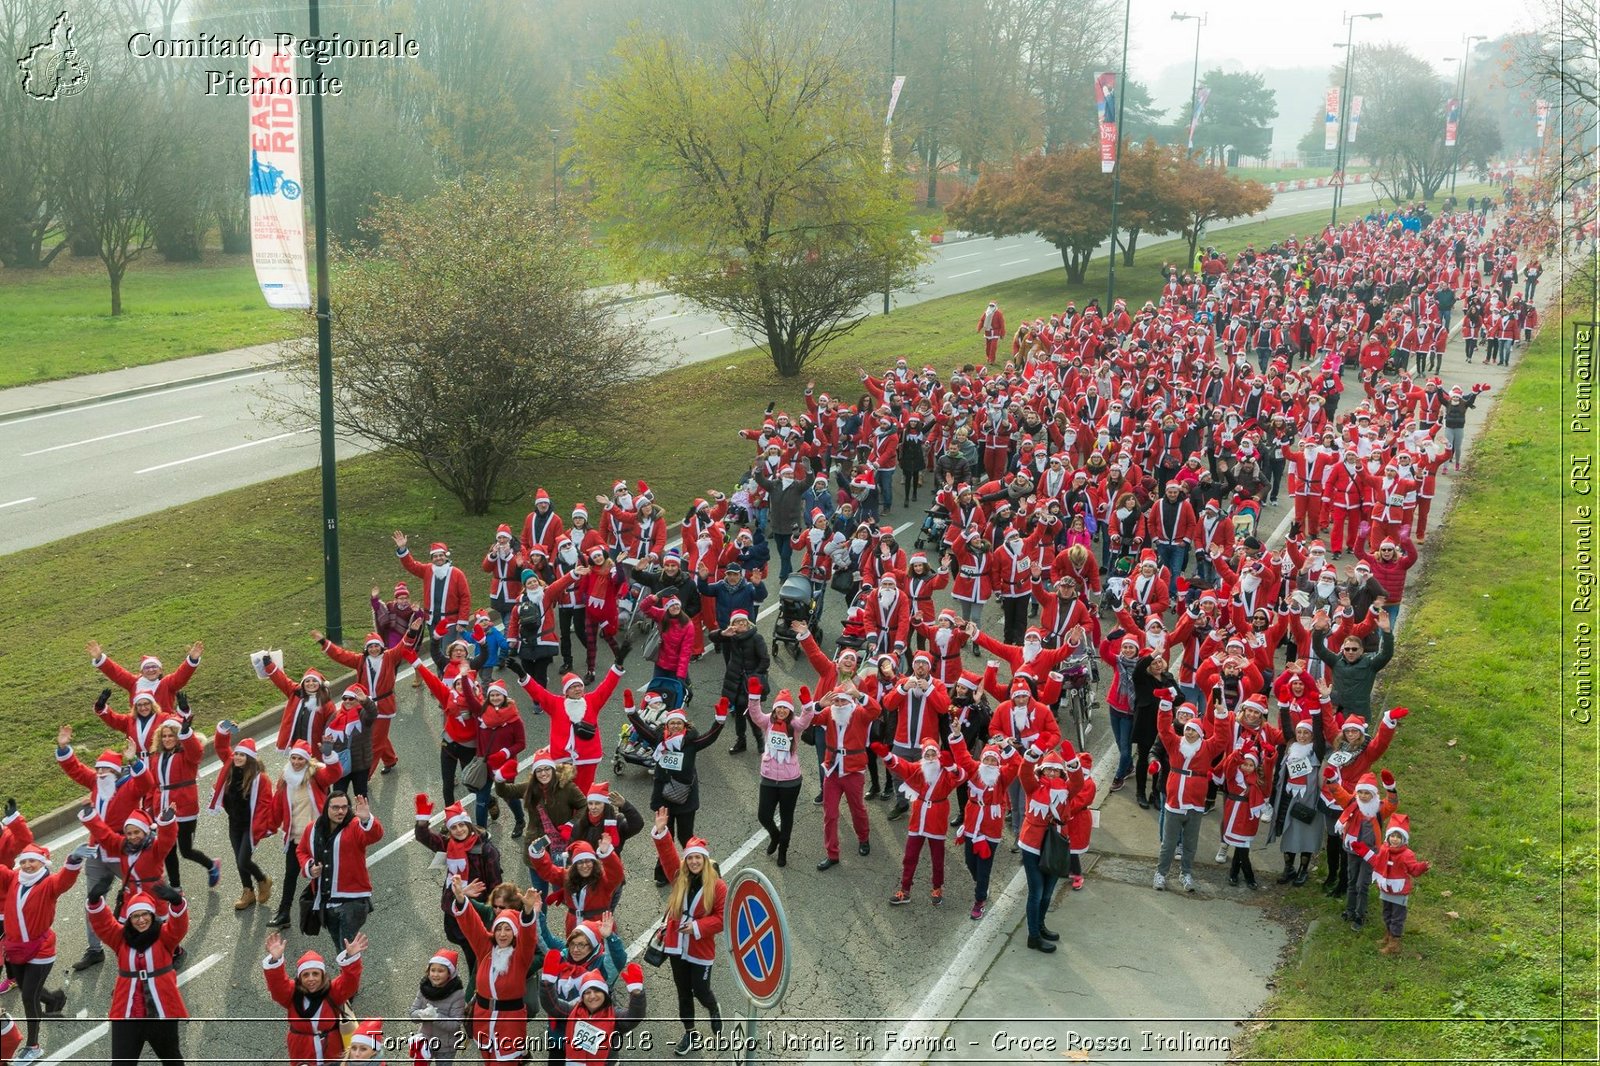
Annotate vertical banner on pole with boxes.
[1186,87,1210,150]
[248,43,311,310]
[1346,95,1363,143]
[1323,87,1340,151]
[1095,72,1118,173]
[1444,98,1459,147]
[1536,98,1550,140]
[883,74,906,172]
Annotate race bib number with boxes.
[1285,756,1313,780]
[657,750,685,772]
[1387,494,1405,506]
[569,1021,606,1055]
[766,732,792,756]
[1327,750,1353,768]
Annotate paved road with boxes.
[0,182,1401,556]
[12,295,1521,1065]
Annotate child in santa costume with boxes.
[1326,768,1399,932]
[87,884,189,1066]
[1,843,83,1059]
[650,813,727,1056]
[544,963,647,1065]
[1062,750,1097,890]
[407,948,467,1064]
[947,733,1019,919]
[262,929,366,1066]
[872,740,960,907]
[1218,746,1275,889]
[450,877,543,1062]
[1348,813,1431,954]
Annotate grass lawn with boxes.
[1230,165,1338,183]
[1239,304,1597,1062]
[0,252,306,388]
[0,191,1500,810]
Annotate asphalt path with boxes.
[0,182,1392,556]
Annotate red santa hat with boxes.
[428,542,449,557]
[577,969,610,996]
[132,690,158,708]
[122,810,153,834]
[956,671,980,692]
[1009,678,1032,700]
[663,709,690,726]
[1024,626,1044,643]
[530,747,557,772]
[360,632,385,650]
[681,837,712,861]
[1354,772,1380,794]
[911,650,932,667]
[534,487,551,504]
[1385,813,1411,844]
[560,673,584,693]
[120,891,159,920]
[139,655,162,671]
[95,750,123,773]
[347,1018,383,1051]
[1340,714,1369,735]
[495,524,513,541]
[1038,749,1070,774]
[567,841,598,864]
[295,950,328,976]
[341,683,368,703]
[585,783,611,805]
[289,740,315,762]
[428,948,459,975]
[301,667,326,687]
[483,679,510,702]
[1181,716,1206,737]
[771,689,795,712]
[490,909,521,935]
[571,503,588,519]
[444,802,472,830]
[1138,549,1158,569]
[394,582,410,597]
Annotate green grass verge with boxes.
[0,254,305,388]
[0,191,1498,810]
[1239,305,1598,1062]
[1230,165,1337,183]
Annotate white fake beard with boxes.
[879,590,897,614]
[559,546,578,566]
[1240,575,1260,593]
[565,697,587,725]
[1179,735,1202,759]
[431,562,452,581]
[1287,741,1314,763]
[920,760,941,787]
[832,705,854,731]
[1011,701,1031,728]
[1316,581,1336,598]
[1145,632,1167,654]
[808,528,824,550]
[935,627,954,652]
[1357,795,1380,818]
[281,764,307,790]
[978,764,1000,788]
[1021,641,1042,664]
[97,775,117,803]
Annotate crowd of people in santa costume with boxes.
[0,176,1550,1065]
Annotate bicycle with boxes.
[1058,650,1093,753]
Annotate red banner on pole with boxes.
[1095,72,1117,174]
[1444,98,1459,147]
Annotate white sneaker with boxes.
[1152,872,1167,891]
[1183,874,1196,892]
[16,1047,42,1065]
[1216,844,1230,864]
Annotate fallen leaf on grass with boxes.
[1439,890,1453,898]
[1445,911,1460,920]
[1447,738,1458,748]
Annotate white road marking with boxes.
[0,497,36,510]
[22,415,204,457]
[944,251,984,261]
[41,951,223,1064]
[134,428,314,474]
[0,371,273,426]
[697,327,733,337]
[998,259,1030,267]
[647,312,684,323]
[948,269,982,279]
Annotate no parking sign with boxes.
[727,869,790,1008]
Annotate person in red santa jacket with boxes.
[526,839,625,938]
[1061,750,1097,891]
[1153,703,1227,893]
[811,686,883,871]
[447,877,543,1063]
[86,882,189,1066]
[299,792,383,954]
[209,726,280,913]
[263,929,366,1066]
[544,962,647,1066]
[260,652,332,755]
[873,739,961,906]
[394,531,473,671]
[1,843,84,1059]
[315,630,405,775]
[649,815,727,1055]
[1347,812,1430,954]
[146,705,219,891]
[78,804,178,906]
[514,665,624,795]
[947,733,1020,920]
[85,639,202,723]
[1016,748,1074,953]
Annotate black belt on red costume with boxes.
[476,996,524,1012]
[1171,768,1200,777]
[160,780,196,790]
[1224,791,1249,802]
[119,964,175,980]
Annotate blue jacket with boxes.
[801,487,835,524]
[735,536,771,575]
[695,576,768,628]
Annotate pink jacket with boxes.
[641,598,695,679]
[746,702,817,783]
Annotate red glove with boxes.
[870,742,891,759]
[1148,758,1160,777]
[542,949,563,977]
[434,620,450,639]
[1380,769,1396,789]
[1416,860,1431,874]
[621,962,644,991]
[1078,752,1093,771]
[748,676,763,696]
[486,750,507,771]
[414,793,434,818]
[973,840,992,860]
[493,748,511,765]
[1323,765,1339,781]
[1389,706,1409,721]
[939,749,956,768]
[623,689,634,710]
[715,697,729,722]
[799,685,811,706]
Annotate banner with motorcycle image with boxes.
[248,42,311,310]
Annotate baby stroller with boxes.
[914,504,951,552]
[1230,491,1262,540]
[613,676,687,775]
[772,573,824,658]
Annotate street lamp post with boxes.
[1171,12,1205,153]
[308,0,341,643]
[1330,12,1381,228]
[1452,35,1486,194]
[1106,0,1132,310]
[550,129,560,209]
[884,0,896,317]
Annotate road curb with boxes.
[0,360,286,426]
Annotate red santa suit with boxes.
[397,546,473,632]
[978,304,1007,363]
[948,737,1019,855]
[0,845,84,967]
[1218,748,1275,847]
[88,893,189,1021]
[518,667,623,793]
[454,903,542,1062]
[93,651,198,721]
[318,635,405,772]
[877,746,961,896]
[263,947,363,1066]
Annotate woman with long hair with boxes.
[448,877,542,1063]
[149,707,218,891]
[209,724,278,912]
[1,843,81,1062]
[637,593,695,687]
[512,751,586,886]
[525,839,624,938]
[649,809,727,1057]
[264,741,339,930]
[414,798,503,986]
[622,695,726,885]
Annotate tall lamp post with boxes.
[1451,34,1485,194]
[1171,12,1205,152]
[308,0,341,643]
[550,129,560,208]
[1106,0,1132,309]
[884,0,897,317]
[1330,11,1381,228]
